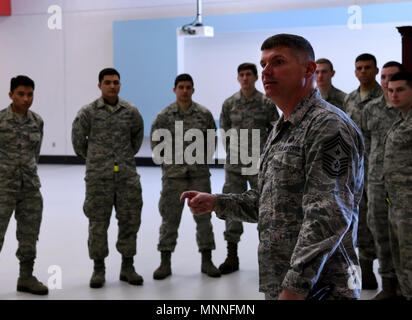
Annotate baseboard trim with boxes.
[38,155,224,168]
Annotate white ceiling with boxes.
[10,0,412,16]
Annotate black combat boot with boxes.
[153,251,172,280]
[90,259,105,288]
[360,259,378,290]
[120,256,143,285]
[218,242,239,274]
[373,277,404,300]
[17,260,48,295]
[201,250,221,277]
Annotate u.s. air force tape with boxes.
[322,132,350,178]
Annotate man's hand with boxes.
[278,288,305,300]
[180,191,217,215]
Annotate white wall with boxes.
[0,0,410,156]
[183,22,405,120]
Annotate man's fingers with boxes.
[180,191,198,203]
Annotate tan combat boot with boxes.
[201,250,221,278]
[120,256,143,285]
[17,261,48,295]
[90,259,105,288]
[153,251,172,280]
[219,242,239,274]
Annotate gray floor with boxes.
[0,165,380,300]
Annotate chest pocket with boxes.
[0,124,14,146]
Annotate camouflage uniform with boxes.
[383,107,412,298]
[320,85,347,111]
[343,83,383,262]
[0,105,43,264]
[215,90,364,299]
[72,97,144,260]
[219,90,278,243]
[151,101,217,252]
[361,96,400,280]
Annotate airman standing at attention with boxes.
[343,53,383,290]
[361,61,404,299]
[219,62,279,274]
[72,68,144,289]
[0,75,48,295]
[151,73,220,280]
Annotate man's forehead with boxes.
[355,60,375,67]
[102,75,120,81]
[316,63,331,71]
[13,85,33,92]
[261,46,290,58]
[382,66,400,75]
[388,80,407,88]
[176,81,193,87]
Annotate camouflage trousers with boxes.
[222,170,258,243]
[158,176,216,252]
[0,189,42,263]
[83,174,143,260]
[366,183,396,279]
[387,189,412,298]
[357,189,376,261]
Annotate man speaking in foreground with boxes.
[181,34,365,300]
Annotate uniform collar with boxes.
[356,82,382,100]
[7,104,34,123]
[284,89,319,128]
[402,106,412,121]
[96,97,126,110]
[171,101,197,115]
[236,89,259,103]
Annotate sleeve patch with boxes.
[322,132,351,178]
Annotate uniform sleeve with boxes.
[341,94,350,113]
[219,101,231,152]
[207,110,217,154]
[360,108,370,186]
[281,118,364,297]
[150,113,162,151]
[267,100,279,132]
[214,189,259,223]
[71,107,90,159]
[36,117,44,163]
[131,107,144,154]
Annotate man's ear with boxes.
[305,61,317,78]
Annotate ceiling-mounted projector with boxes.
[178,0,214,38]
[178,25,214,38]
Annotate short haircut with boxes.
[174,73,194,88]
[389,71,412,88]
[382,61,404,72]
[355,53,377,67]
[315,58,334,71]
[99,68,120,83]
[238,63,257,76]
[261,33,315,61]
[10,75,35,92]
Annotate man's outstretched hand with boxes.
[180,191,217,215]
